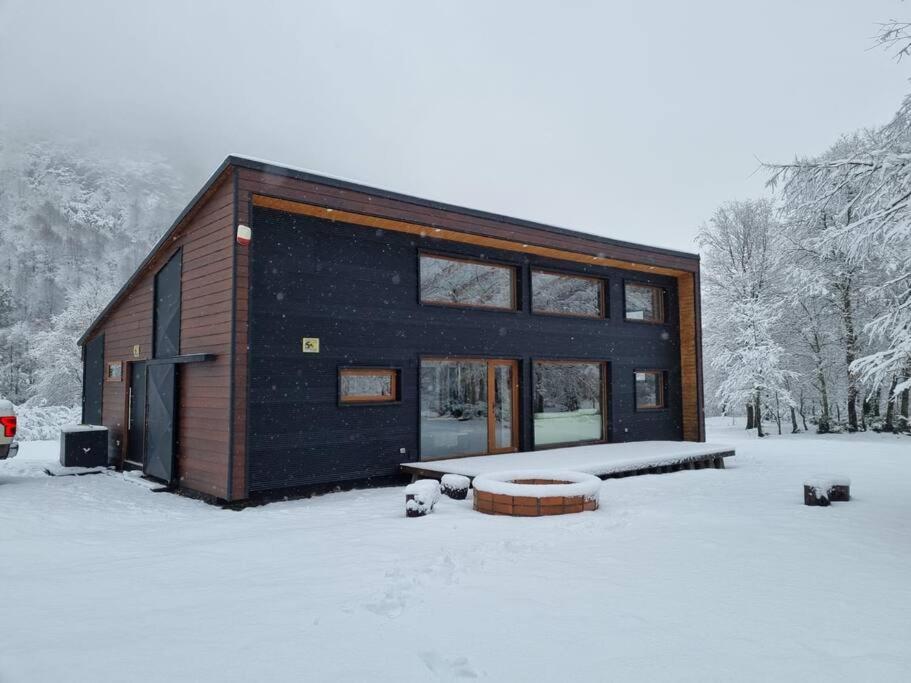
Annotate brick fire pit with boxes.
[472,470,601,516]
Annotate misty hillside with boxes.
[0,135,189,407]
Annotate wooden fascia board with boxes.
[250,194,691,278]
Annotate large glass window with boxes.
[419,254,515,310]
[624,283,665,323]
[339,368,398,404]
[421,359,488,458]
[420,358,517,459]
[635,370,666,409]
[531,270,603,318]
[533,361,605,447]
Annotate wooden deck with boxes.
[401,441,735,482]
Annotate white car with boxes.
[0,399,18,459]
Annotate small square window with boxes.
[625,283,665,323]
[339,368,399,404]
[106,361,123,382]
[635,370,666,409]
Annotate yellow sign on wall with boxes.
[302,338,320,353]
[132,345,141,358]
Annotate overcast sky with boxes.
[1,0,908,252]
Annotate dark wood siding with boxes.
[93,171,235,499]
[235,167,698,274]
[232,163,705,498]
[244,209,683,492]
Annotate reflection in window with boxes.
[420,360,488,458]
[635,370,665,409]
[419,254,515,310]
[532,270,603,318]
[533,361,604,447]
[625,283,665,322]
[339,368,397,403]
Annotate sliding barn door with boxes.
[144,362,176,483]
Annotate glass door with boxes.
[420,358,518,460]
[489,360,517,453]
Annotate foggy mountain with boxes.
[0,133,190,405]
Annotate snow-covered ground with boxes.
[2,420,910,682]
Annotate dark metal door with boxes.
[144,363,176,483]
[82,334,104,424]
[154,251,182,359]
[127,362,147,466]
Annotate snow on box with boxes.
[472,470,601,500]
[60,424,106,433]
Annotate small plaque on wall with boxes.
[302,337,320,353]
[132,345,141,358]
[106,361,123,382]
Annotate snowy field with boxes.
[2,420,910,682]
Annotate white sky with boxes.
[1,0,908,252]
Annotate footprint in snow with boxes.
[419,651,481,679]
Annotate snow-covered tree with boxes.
[699,199,794,436]
[0,133,188,405]
[767,111,911,430]
[29,279,119,406]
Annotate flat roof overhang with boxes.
[251,194,692,278]
[79,154,699,346]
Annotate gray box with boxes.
[60,426,109,468]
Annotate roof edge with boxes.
[80,154,699,346]
[225,155,700,262]
[78,158,234,346]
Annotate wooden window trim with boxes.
[623,281,667,324]
[530,268,606,319]
[338,367,400,405]
[418,252,517,312]
[634,369,667,410]
[531,359,609,449]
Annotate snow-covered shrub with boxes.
[11,400,80,441]
[405,479,441,517]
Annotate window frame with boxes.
[418,355,520,460]
[531,358,609,450]
[634,369,667,411]
[338,366,401,406]
[623,281,667,324]
[105,360,123,383]
[418,252,518,312]
[530,268,606,319]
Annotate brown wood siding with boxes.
[677,272,704,441]
[231,192,250,499]
[231,165,705,497]
[96,170,236,499]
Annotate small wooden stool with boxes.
[804,477,851,506]
[441,474,470,500]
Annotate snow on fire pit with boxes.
[472,470,601,516]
